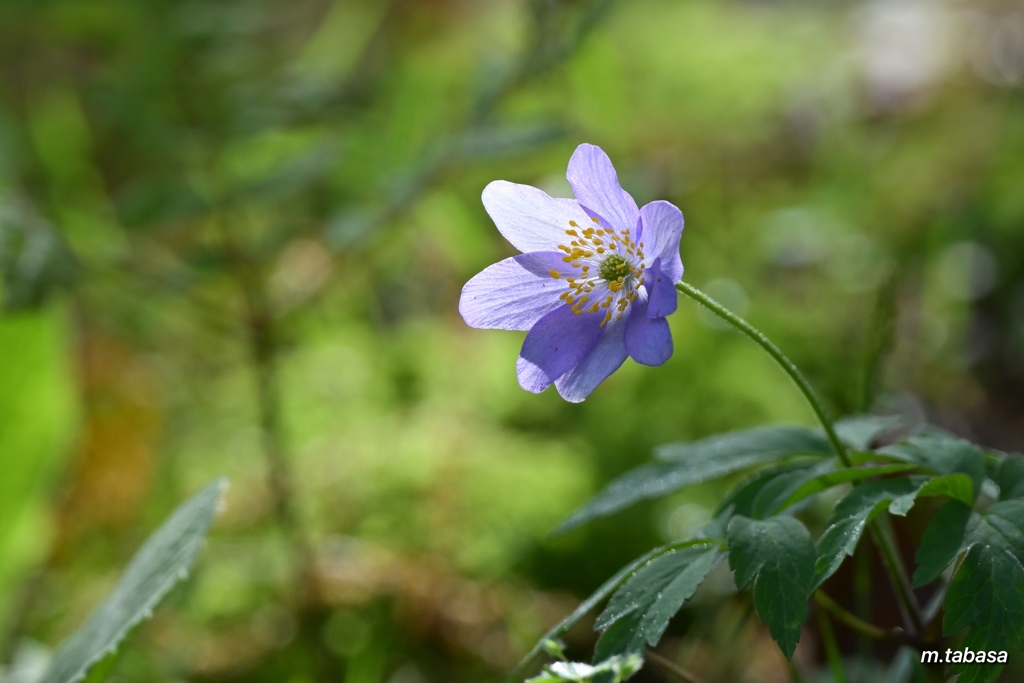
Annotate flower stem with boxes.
[675,281,850,465]
[675,280,926,634]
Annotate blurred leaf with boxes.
[913,473,976,507]
[557,426,832,533]
[996,456,1024,501]
[879,434,986,497]
[0,195,76,311]
[913,501,973,588]
[944,501,1024,683]
[812,477,921,590]
[449,123,566,161]
[37,478,226,683]
[834,415,907,451]
[751,461,919,519]
[727,515,814,659]
[714,462,816,518]
[654,425,833,463]
[593,544,718,658]
[0,309,76,625]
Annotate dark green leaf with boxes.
[943,501,1024,683]
[812,477,921,589]
[727,516,815,659]
[38,479,226,683]
[593,545,718,658]
[752,462,919,519]
[913,501,972,587]
[880,434,986,497]
[714,463,817,518]
[996,456,1024,501]
[557,426,832,533]
[655,425,833,462]
[915,473,975,506]
[834,414,906,450]
[506,541,709,683]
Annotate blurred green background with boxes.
[1,0,1023,681]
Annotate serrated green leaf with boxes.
[812,477,921,590]
[942,501,1024,683]
[913,501,973,587]
[880,434,986,498]
[593,545,717,658]
[752,462,919,519]
[506,540,707,683]
[915,473,975,506]
[557,426,832,533]
[727,516,815,659]
[37,479,226,683]
[996,456,1024,501]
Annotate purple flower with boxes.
[459,144,684,402]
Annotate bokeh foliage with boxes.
[1,0,1024,682]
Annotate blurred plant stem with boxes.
[644,650,707,683]
[815,609,848,683]
[218,214,335,680]
[675,281,927,638]
[858,272,900,413]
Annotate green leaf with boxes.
[834,414,905,451]
[915,473,975,506]
[879,434,986,497]
[996,456,1024,501]
[943,501,1024,683]
[557,425,832,533]
[913,501,973,587]
[727,516,815,659]
[37,479,226,683]
[593,545,718,658]
[506,541,707,683]
[714,463,817,518]
[655,425,833,462]
[751,462,919,519]
[812,477,921,590]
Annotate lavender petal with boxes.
[517,305,605,393]
[625,296,673,366]
[482,181,591,253]
[645,257,678,319]
[566,144,640,233]
[460,252,572,330]
[553,318,629,402]
[639,200,684,281]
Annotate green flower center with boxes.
[598,253,630,282]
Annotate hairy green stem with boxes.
[675,281,850,466]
